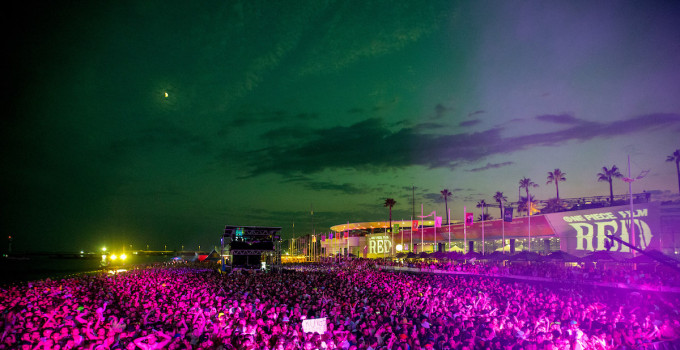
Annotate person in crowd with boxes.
[0,259,678,350]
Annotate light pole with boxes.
[527,190,531,252]
[622,154,649,257]
[500,199,506,254]
[481,201,485,255]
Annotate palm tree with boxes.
[546,169,566,202]
[516,195,535,214]
[383,198,397,233]
[597,165,623,204]
[477,213,493,221]
[441,189,452,224]
[667,149,680,194]
[519,177,538,216]
[542,198,563,214]
[493,191,507,218]
[476,199,488,218]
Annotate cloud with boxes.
[283,176,365,195]
[459,120,481,127]
[242,113,680,176]
[295,2,445,76]
[413,122,447,131]
[230,110,318,128]
[535,113,582,124]
[434,104,449,119]
[467,162,514,172]
[424,192,463,203]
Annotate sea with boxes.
[0,253,175,285]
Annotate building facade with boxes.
[319,202,680,258]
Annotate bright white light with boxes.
[102,255,107,261]
[120,253,127,260]
[164,92,168,98]
[396,244,403,252]
[102,247,107,252]
[80,251,84,254]
[110,254,118,260]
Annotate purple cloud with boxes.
[536,114,581,124]
[467,162,514,172]
[459,120,481,127]
[242,113,680,176]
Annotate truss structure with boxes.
[221,225,282,272]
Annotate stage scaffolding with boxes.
[221,225,282,272]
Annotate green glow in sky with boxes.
[4,0,680,252]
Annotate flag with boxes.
[329,232,334,239]
[412,220,419,231]
[465,212,474,226]
[321,235,325,242]
[343,231,348,239]
[435,216,442,228]
[312,235,316,243]
[504,207,513,222]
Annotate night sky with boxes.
[4,0,680,253]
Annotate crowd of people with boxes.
[378,259,680,288]
[1,260,679,350]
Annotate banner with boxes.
[412,220,419,231]
[321,235,325,242]
[543,203,660,254]
[312,235,316,242]
[465,212,474,226]
[366,234,392,257]
[435,216,442,228]
[329,232,334,240]
[343,231,348,238]
[302,317,327,334]
[504,207,513,222]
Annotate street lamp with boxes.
[622,155,649,256]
